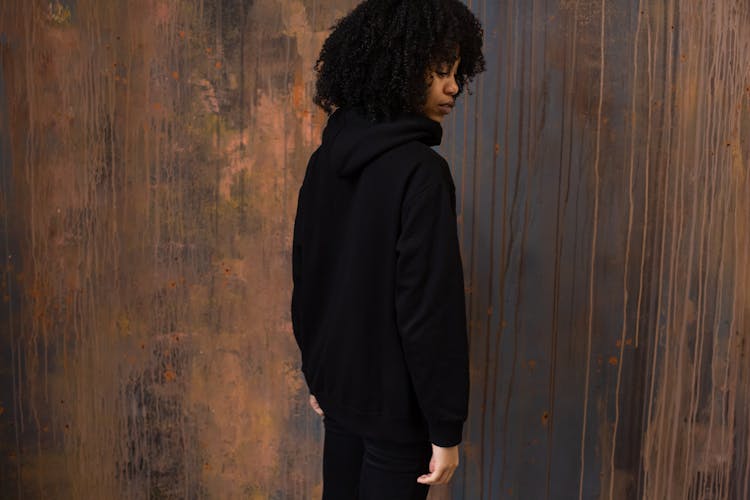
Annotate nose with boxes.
[445,76,459,96]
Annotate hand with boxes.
[309,394,324,417]
[417,443,459,485]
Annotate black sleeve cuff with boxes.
[428,419,464,447]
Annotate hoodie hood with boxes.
[322,108,443,178]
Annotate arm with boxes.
[291,180,304,351]
[394,174,470,448]
[291,150,317,351]
[293,153,326,417]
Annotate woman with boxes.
[291,1,485,498]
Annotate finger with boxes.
[416,470,436,484]
[416,468,446,485]
[309,396,324,416]
[312,402,323,415]
[416,473,434,484]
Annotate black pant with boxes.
[322,415,432,500]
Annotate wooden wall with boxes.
[1,0,748,498]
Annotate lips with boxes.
[437,102,455,114]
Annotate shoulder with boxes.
[399,145,455,200]
[395,146,457,216]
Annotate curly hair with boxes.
[313,0,486,121]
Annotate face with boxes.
[422,58,461,123]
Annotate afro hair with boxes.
[313,0,486,121]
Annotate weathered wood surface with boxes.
[1,1,748,498]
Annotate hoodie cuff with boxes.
[428,419,464,447]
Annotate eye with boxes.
[436,71,450,78]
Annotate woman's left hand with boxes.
[309,394,324,417]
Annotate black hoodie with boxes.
[291,108,469,447]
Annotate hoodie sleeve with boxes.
[395,167,470,448]
[291,151,316,354]
[291,180,304,352]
